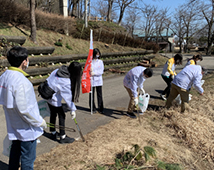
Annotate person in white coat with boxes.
[123,66,153,118]
[44,62,82,144]
[166,65,204,113]
[0,46,46,170]
[89,48,105,114]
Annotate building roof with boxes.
[133,28,174,38]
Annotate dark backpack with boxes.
[38,80,55,100]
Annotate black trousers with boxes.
[161,75,173,98]
[89,86,104,112]
[48,103,65,136]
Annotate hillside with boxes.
[0,22,141,56]
[34,72,214,170]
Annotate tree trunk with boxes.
[118,6,124,26]
[107,0,113,22]
[71,0,79,17]
[30,0,37,43]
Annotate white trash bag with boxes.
[175,80,205,105]
[192,80,205,89]
[2,134,12,157]
[138,90,150,114]
[175,94,192,105]
[38,100,50,118]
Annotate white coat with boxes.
[91,59,104,87]
[123,66,146,98]
[0,69,43,141]
[172,65,204,94]
[46,69,77,111]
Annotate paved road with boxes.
[0,54,213,169]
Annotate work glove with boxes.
[70,111,76,119]
[134,97,138,106]
[170,75,174,80]
[40,119,47,129]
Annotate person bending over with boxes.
[123,66,153,119]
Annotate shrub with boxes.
[54,41,62,47]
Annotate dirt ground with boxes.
[33,72,214,170]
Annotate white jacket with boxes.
[123,66,146,98]
[0,69,43,141]
[172,65,204,94]
[91,59,104,87]
[46,68,77,111]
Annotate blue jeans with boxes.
[9,139,37,170]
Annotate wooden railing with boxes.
[88,16,106,22]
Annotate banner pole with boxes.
[90,76,93,115]
[90,29,93,115]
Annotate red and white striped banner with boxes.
[81,30,93,94]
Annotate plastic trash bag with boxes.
[38,100,50,118]
[138,90,150,113]
[175,80,204,105]
[175,94,192,105]
[192,80,205,89]
[2,134,12,157]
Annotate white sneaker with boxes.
[160,94,167,101]
[139,112,144,115]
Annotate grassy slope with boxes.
[0,22,143,56]
[33,73,214,170]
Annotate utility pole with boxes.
[85,0,88,27]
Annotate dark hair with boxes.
[144,68,153,77]
[68,62,82,103]
[193,54,203,61]
[7,46,28,67]
[93,48,101,59]
[174,53,183,65]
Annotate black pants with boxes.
[48,103,65,136]
[89,86,104,112]
[161,75,173,98]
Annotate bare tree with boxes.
[172,8,186,53]
[116,0,135,26]
[30,0,37,43]
[200,0,214,55]
[107,0,114,22]
[153,8,174,51]
[70,0,80,17]
[139,4,158,41]
[179,1,201,52]
[123,2,140,37]
[91,0,109,19]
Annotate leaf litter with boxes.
[34,73,214,170]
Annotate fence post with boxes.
[80,24,85,39]
[123,32,128,46]
[112,32,116,44]
[98,28,102,42]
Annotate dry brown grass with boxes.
[34,72,214,170]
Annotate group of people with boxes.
[122,53,204,118]
[0,46,205,169]
[0,46,105,170]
